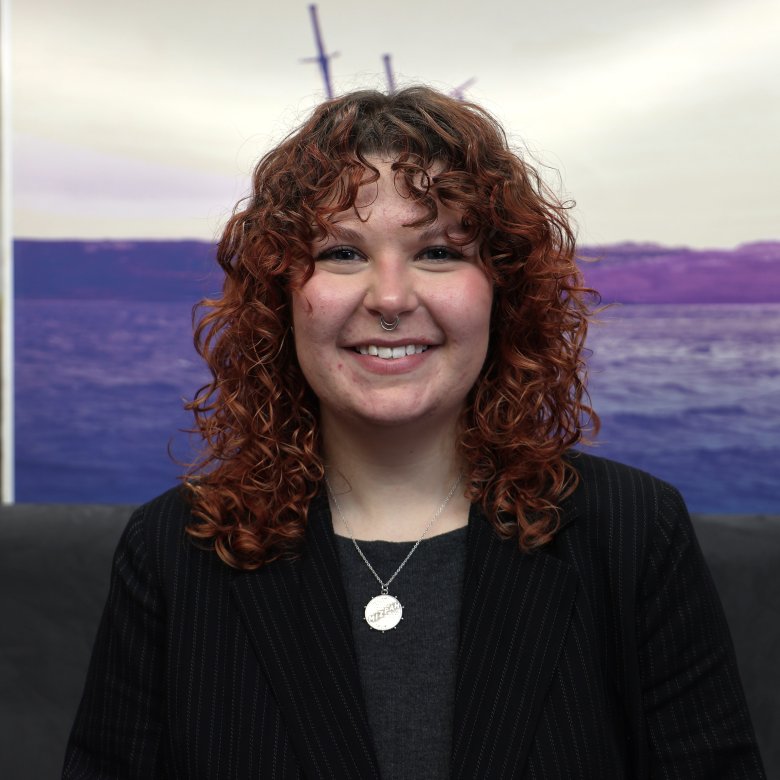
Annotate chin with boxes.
[353,402,457,430]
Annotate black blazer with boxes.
[64,453,764,778]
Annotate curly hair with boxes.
[184,86,599,569]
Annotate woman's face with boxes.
[291,158,493,433]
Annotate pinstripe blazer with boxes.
[64,452,764,778]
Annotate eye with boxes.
[316,245,365,262]
[417,246,464,262]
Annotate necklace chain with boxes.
[325,472,463,594]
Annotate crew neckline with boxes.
[332,523,468,545]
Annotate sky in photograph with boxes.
[11,0,780,247]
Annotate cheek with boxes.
[458,284,493,382]
[291,292,346,378]
[290,289,311,329]
[451,273,493,341]
[290,293,320,375]
[291,290,330,344]
[292,277,355,331]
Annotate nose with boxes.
[362,257,419,321]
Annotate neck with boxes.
[321,412,470,541]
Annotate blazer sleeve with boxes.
[636,483,766,778]
[63,506,167,779]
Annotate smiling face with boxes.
[291,158,493,435]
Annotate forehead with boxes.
[316,156,463,233]
[350,159,424,212]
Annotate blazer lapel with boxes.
[231,494,380,779]
[452,504,580,778]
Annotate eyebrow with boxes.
[325,222,468,243]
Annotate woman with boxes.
[64,87,764,778]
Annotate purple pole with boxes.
[383,54,395,93]
[308,4,333,98]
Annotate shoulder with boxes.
[115,485,218,585]
[558,462,763,774]
[563,450,688,530]
[558,450,696,579]
[126,485,195,535]
[565,449,681,506]
[120,485,194,550]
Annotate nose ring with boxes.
[379,314,400,331]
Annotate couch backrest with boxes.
[692,513,780,770]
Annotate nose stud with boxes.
[379,315,400,331]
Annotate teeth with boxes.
[356,345,429,359]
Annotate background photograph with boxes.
[10,0,780,512]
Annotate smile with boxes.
[354,345,429,359]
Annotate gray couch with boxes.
[0,505,777,779]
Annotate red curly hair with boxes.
[184,86,599,569]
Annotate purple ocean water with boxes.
[585,303,780,513]
[13,239,780,511]
[15,298,780,512]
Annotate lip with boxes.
[343,338,438,349]
[356,344,427,358]
[345,344,435,375]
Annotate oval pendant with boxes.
[364,594,403,631]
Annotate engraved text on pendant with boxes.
[364,594,403,631]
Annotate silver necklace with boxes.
[325,472,463,632]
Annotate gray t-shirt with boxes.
[334,525,468,779]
